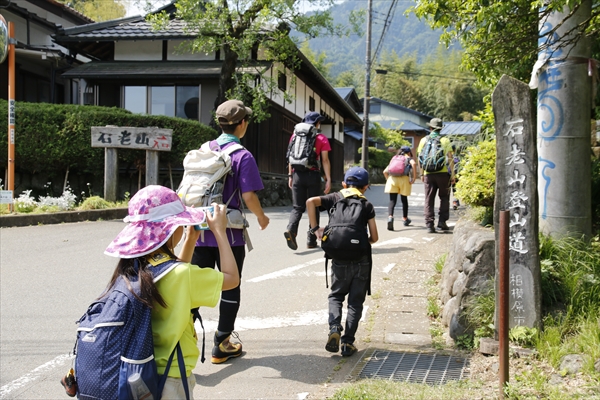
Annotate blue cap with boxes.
[301,111,325,125]
[344,166,369,186]
[400,146,411,154]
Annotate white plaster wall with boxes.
[115,41,162,61]
[167,40,215,60]
[295,80,307,117]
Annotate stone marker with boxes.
[492,75,541,331]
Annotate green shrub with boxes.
[0,100,218,179]
[455,139,496,208]
[360,146,393,170]
[539,234,600,325]
[592,157,600,234]
[78,196,112,210]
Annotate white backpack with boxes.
[177,141,244,208]
[176,141,253,251]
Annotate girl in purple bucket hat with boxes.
[103,185,239,398]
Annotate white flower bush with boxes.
[14,190,37,213]
[10,185,79,213]
[37,187,77,211]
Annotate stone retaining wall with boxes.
[439,219,495,339]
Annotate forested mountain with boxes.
[298,0,457,79]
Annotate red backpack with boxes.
[387,155,409,176]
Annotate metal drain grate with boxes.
[358,350,469,385]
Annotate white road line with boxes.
[247,258,324,282]
[197,307,370,333]
[373,236,414,247]
[0,354,72,399]
[383,263,396,274]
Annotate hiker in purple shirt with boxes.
[191,99,269,364]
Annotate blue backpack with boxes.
[72,260,193,400]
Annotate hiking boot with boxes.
[211,332,243,364]
[307,232,318,249]
[427,225,436,234]
[387,217,394,231]
[284,231,298,251]
[325,325,342,353]
[437,221,450,231]
[403,218,411,227]
[341,343,357,357]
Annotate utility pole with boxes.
[534,0,592,238]
[361,0,372,170]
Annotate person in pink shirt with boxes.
[284,111,332,250]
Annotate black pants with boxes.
[287,170,321,235]
[328,256,371,345]
[388,193,409,219]
[192,245,245,334]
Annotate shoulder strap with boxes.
[222,143,245,156]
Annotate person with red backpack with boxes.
[383,146,417,231]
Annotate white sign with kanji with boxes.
[91,127,173,151]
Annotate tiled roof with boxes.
[441,121,482,136]
[57,17,197,41]
[61,61,266,79]
[335,87,353,100]
[345,129,377,144]
[372,119,428,132]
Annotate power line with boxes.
[376,69,477,81]
[371,0,397,66]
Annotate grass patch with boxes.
[329,379,486,400]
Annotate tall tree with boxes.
[149,0,361,121]
[299,41,332,81]
[61,0,126,21]
[411,0,600,87]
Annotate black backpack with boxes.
[418,135,446,173]
[286,122,319,171]
[320,191,372,294]
[321,192,371,261]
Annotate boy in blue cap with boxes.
[306,166,379,357]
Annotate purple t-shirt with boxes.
[195,141,264,247]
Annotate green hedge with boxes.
[0,100,218,178]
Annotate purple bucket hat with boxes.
[105,185,207,258]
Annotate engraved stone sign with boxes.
[492,75,541,330]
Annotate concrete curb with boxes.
[0,208,129,228]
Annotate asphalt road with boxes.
[0,182,451,399]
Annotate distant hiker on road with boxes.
[191,99,270,364]
[306,166,379,357]
[102,186,239,399]
[383,146,417,231]
[418,117,454,233]
[284,111,332,251]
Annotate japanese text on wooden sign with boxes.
[91,127,173,151]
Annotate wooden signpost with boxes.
[91,126,173,202]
